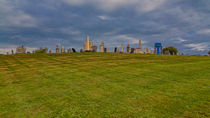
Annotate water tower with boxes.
[154,43,162,55]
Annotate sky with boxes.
[0,0,210,55]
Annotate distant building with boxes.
[56,45,59,53]
[16,45,26,54]
[121,43,124,53]
[92,46,97,52]
[127,44,130,53]
[61,46,65,53]
[100,42,104,52]
[84,36,94,52]
[136,40,144,54]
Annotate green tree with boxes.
[35,48,48,53]
[163,46,178,55]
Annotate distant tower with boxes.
[83,36,91,51]
[56,45,59,53]
[61,46,65,53]
[154,43,162,55]
[121,43,124,53]
[127,44,130,53]
[86,36,90,51]
[89,40,93,51]
[100,42,104,52]
[139,40,142,51]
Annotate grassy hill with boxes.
[0,53,209,118]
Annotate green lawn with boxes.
[0,53,209,118]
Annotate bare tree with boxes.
[208,50,210,56]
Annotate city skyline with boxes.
[0,0,210,55]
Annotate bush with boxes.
[35,48,48,53]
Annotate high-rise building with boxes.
[56,45,59,53]
[84,36,90,51]
[61,46,65,53]
[121,43,124,52]
[100,42,104,52]
[89,40,93,51]
[127,44,130,53]
[136,40,144,54]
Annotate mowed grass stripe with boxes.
[0,53,209,118]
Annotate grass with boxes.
[0,53,209,118]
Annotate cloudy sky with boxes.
[0,0,210,55]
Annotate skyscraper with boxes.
[127,44,130,53]
[100,42,104,52]
[89,40,93,51]
[61,46,65,53]
[121,43,124,52]
[56,45,59,53]
[84,36,90,51]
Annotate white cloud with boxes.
[63,0,85,5]
[0,0,37,27]
[197,29,210,35]
[98,15,110,20]
[115,35,147,44]
[176,37,187,43]
[63,0,167,12]
[185,43,208,51]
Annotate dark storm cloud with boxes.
[0,0,210,54]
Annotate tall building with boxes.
[84,36,90,51]
[127,44,130,53]
[89,40,93,51]
[16,45,26,54]
[100,42,104,52]
[121,43,124,52]
[61,46,65,53]
[136,40,144,54]
[139,40,142,50]
[56,45,59,53]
